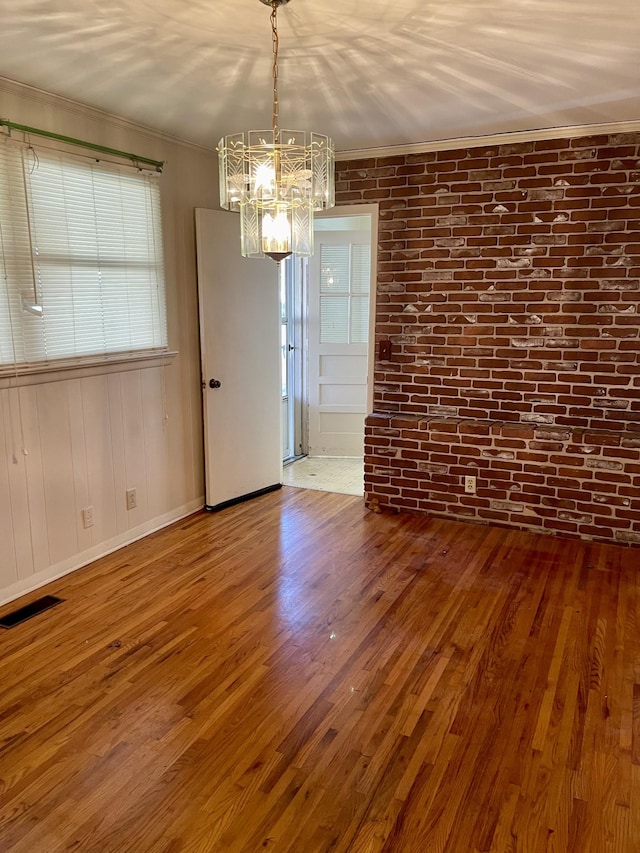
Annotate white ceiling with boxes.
[0,0,639,154]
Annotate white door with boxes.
[196,208,281,510]
[307,213,375,456]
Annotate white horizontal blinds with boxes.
[0,140,166,367]
[24,149,166,360]
[319,242,370,344]
[320,245,349,344]
[0,141,34,363]
[350,244,370,344]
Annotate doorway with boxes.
[282,205,377,492]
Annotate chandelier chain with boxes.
[271,2,279,140]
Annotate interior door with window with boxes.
[307,214,373,456]
[196,208,281,510]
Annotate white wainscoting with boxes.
[0,366,204,606]
[0,77,216,604]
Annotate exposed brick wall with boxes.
[336,131,640,546]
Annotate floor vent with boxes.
[0,595,64,629]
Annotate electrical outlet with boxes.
[126,488,137,511]
[82,506,94,528]
[464,475,477,494]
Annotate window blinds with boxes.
[319,243,370,345]
[0,139,167,368]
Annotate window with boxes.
[319,243,370,344]
[0,139,166,370]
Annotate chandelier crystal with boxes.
[217,0,335,262]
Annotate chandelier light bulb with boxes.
[262,206,292,262]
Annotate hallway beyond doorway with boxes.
[283,456,363,497]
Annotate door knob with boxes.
[209,379,221,389]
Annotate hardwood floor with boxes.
[0,487,638,852]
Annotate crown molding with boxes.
[3,76,639,163]
[335,120,640,162]
[0,75,214,155]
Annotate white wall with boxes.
[0,78,216,604]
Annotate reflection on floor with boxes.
[283,456,364,497]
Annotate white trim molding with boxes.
[0,75,213,154]
[335,120,640,162]
[0,351,179,389]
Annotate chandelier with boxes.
[217,0,335,263]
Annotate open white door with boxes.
[196,208,281,510]
[307,210,376,456]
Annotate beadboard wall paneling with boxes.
[335,130,640,546]
[0,79,214,604]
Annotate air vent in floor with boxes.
[0,595,64,629]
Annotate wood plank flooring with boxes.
[0,486,638,852]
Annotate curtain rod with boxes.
[0,119,164,171]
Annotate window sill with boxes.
[0,349,178,388]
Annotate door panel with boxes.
[319,354,368,376]
[196,208,281,510]
[319,412,367,434]
[320,384,367,406]
[308,227,371,457]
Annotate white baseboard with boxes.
[0,498,204,608]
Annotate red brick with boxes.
[340,129,640,546]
